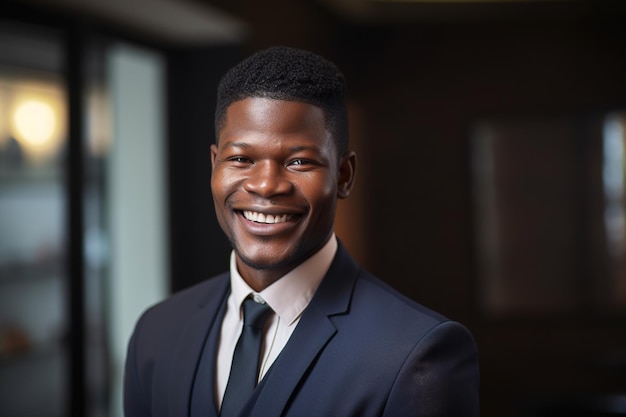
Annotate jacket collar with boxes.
[245,242,361,417]
[166,242,361,417]
[168,274,230,417]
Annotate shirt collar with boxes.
[229,234,337,325]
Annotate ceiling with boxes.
[319,0,626,23]
[9,0,248,45]
[7,0,626,46]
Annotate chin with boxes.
[237,250,295,271]
[233,241,296,269]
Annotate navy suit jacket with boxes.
[124,244,479,417]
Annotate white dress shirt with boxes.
[215,234,338,409]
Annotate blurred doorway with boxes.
[0,20,170,417]
[0,20,69,417]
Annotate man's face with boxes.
[211,97,354,286]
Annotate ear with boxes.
[210,144,218,171]
[337,150,357,199]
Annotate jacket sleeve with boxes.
[123,321,152,417]
[383,320,480,417]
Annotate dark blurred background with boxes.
[1,0,626,416]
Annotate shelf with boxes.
[0,337,64,368]
[0,165,63,185]
[0,338,67,417]
[0,258,64,285]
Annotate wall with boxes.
[200,2,626,415]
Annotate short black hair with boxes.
[215,46,349,156]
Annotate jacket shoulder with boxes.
[356,270,450,323]
[134,272,229,334]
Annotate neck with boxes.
[236,260,294,292]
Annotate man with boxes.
[124,46,479,417]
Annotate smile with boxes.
[242,210,293,224]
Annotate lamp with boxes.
[9,83,66,164]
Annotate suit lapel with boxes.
[248,244,360,417]
[168,275,230,417]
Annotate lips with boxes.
[242,210,294,224]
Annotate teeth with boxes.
[243,211,289,224]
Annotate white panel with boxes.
[107,43,167,416]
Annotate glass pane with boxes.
[0,22,68,417]
[472,118,581,317]
[603,112,626,312]
[105,43,168,417]
[84,38,112,417]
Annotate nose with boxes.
[243,160,293,198]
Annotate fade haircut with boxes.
[215,46,349,156]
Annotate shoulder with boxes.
[327,245,466,339]
[349,268,477,358]
[353,270,450,328]
[133,272,229,336]
[355,272,479,415]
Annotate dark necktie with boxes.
[220,297,272,417]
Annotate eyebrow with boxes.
[288,145,323,153]
[223,142,323,154]
[222,141,251,149]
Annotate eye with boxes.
[228,156,252,165]
[287,158,320,171]
[289,159,308,166]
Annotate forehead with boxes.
[218,97,329,143]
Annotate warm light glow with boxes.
[14,100,57,147]
[8,82,66,164]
